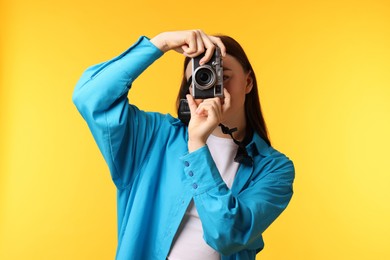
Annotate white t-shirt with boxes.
[168,134,240,260]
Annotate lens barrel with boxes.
[193,65,216,90]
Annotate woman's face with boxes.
[185,54,253,124]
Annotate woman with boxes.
[73,29,294,260]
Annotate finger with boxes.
[200,44,215,65]
[182,31,198,56]
[185,30,206,58]
[186,94,199,116]
[222,88,231,113]
[195,105,208,117]
[195,30,205,57]
[195,103,218,120]
[198,31,216,64]
[198,98,222,120]
[209,36,226,57]
[202,96,222,109]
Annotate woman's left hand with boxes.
[186,88,231,152]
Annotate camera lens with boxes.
[194,66,216,90]
[197,69,211,84]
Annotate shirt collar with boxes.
[246,132,270,158]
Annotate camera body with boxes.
[191,47,223,99]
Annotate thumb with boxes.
[186,94,198,116]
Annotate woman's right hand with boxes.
[150,29,226,65]
[186,88,231,152]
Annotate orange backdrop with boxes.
[1,0,389,259]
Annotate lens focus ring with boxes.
[193,65,216,90]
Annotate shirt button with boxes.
[192,183,198,189]
[184,161,190,167]
[188,171,194,177]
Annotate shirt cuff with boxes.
[180,146,225,195]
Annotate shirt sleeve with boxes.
[180,145,295,256]
[72,36,164,189]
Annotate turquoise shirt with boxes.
[73,36,295,260]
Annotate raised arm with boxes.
[72,30,226,189]
[72,36,164,188]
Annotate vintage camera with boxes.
[191,47,223,99]
[178,48,224,124]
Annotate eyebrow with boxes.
[223,67,233,71]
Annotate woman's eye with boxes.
[223,75,229,81]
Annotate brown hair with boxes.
[176,35,271,146]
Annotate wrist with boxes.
[150,33,169,52]
[188,139,206,153]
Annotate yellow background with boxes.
[1,0,389,259]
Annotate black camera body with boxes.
[191,47,223,99]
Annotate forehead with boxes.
[185,54,243,78]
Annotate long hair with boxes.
[176,35,271,146]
